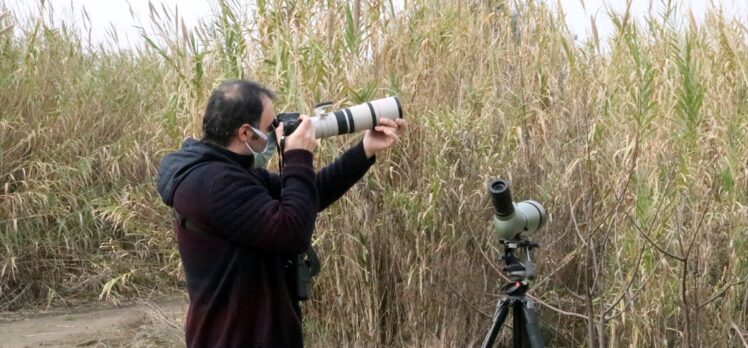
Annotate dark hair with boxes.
[202,80,276,146]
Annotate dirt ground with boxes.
[0,297,187,348]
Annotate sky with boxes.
[3,0,748,49]
[557,0,748,42]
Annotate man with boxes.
[156,80,406,347]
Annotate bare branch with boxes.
[569,194,589,247]
[447,281,492,319]
[533,246,584,289]
[697,278,748,310]
[527,294,589,321]
[476,238,505,280]
[731,321,748,348]
[625,210,683,261]
[604,241,646,315]
[685,201,711,260]
[605,255,667,321]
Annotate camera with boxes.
[488,179,546,240]
[274,96,403,139]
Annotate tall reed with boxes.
[1,1,746,346]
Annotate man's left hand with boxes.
[363,118,408,159]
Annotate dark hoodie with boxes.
[156,138,374,348]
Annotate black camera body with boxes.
[273,112,303,137]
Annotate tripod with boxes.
[481,239,545,348]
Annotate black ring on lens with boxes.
[366,102,377,129]
[344,108,355,134]
[394,97,403,118]
[334,111,348,134]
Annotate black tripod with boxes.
[481,239,545,348]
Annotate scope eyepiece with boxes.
[489,179,514,217]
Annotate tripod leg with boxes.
[520,299,545,348]
[513,302,529,347]
[481,297,513,348]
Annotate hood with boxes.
[156,138,253,206]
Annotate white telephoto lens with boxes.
[311,97,402,139]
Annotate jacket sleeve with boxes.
[261,141,375,212]
[315,140,375,211]
[263,141,376,211]
[207,150,319,255]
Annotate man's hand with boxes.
[362,118,407,159]
[280,115,317,153]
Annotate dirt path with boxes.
[0,298,187,348]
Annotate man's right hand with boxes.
[281,114,316,153]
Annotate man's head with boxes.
[202,80,277,154]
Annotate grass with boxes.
[1,0,747,346]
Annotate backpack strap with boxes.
[172,208,212,237]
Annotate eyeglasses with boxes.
[249,125,270,141]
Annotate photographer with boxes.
[156,80,406,348]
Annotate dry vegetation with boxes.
[1,0,747,346]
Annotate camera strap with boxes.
[276,135,285,174]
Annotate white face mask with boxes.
[244,125,276,169]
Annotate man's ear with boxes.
[237,124,250,142]
[238,124,260,141]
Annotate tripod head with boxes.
[482,237,547,348]
[498,239,539,296]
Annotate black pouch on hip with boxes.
[294,247,321,301]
